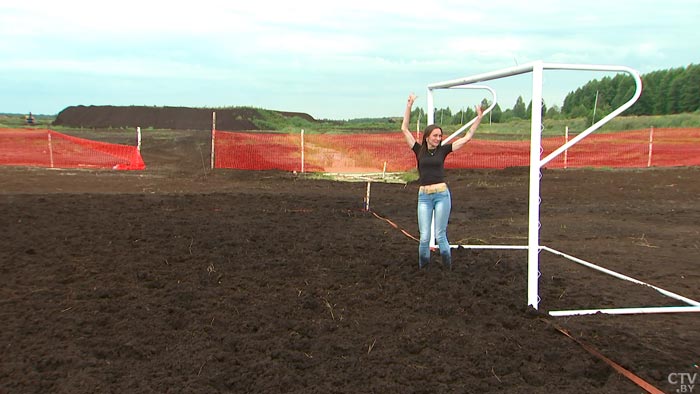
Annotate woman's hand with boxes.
[401,92,418,148]
[407,93,417,106]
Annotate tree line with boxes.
[410,64,699,125]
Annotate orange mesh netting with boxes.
[0,129,145,170]
[214,128,700,172]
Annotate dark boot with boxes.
[419,254,430,269]
[441,252,452,271]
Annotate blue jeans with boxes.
[417,189,452,268]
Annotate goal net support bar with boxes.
[428,61,699,315]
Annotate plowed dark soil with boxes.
[1,128,698,393]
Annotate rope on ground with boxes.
[541,319,665,394]
[370,210,419,243]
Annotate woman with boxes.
[401,93,483,270]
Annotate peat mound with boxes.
[52,105,315,131]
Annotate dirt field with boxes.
[1,128,699,393]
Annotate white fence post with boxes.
[364,182,371,211]
[300,129,305,173]
[47,130,54,168]
[210,112,216,169]
[647,126,654,167]
[564,126,569,169]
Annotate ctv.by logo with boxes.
[668,372,698,393]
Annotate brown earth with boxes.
[1,126,699,393]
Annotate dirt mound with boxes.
[52,105,316,131]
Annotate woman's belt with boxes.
[419,182,448,194]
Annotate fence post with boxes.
[47,130,54,168]
[300,129,305,173]
[564,126,569,169]
[364,181,371,211]
[647,126,654,167]
[137,126,142,152]
[416,113,422,141]
[210,112,216,169]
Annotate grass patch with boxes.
[4,111,699,141]
[301,171,412,184]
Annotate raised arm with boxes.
[400,93,418,148]
[452,105,483,151]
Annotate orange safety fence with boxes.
[0,128,145,170]
[214,128,700,172]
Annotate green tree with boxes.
[659,67,684,114]
[490,103,503,123]
[512,96,527,119]
[434,107,453,125]
[611,74,636,112]
[668,75,684,114]
[526,99,547,120]
[545,104,561,119]
[632,70,659,115]
[679,64,700,112]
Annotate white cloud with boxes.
[2,0,699,118]
[0,57,231,80]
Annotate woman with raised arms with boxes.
[401,93,483,270]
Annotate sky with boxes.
[1,0,698,120]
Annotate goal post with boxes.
[426,61,699,315]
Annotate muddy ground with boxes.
[1,129,698,393]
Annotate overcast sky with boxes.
[1,0,698,120]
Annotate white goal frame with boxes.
[428,60,700,316]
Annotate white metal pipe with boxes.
[428,61,539,89]
[528,61,545,309]
[549,306,700,317]
[300,129,305,173]
[592,90,599,125]
[210,112,216,169]
[47,131,54,168]
[540,65,642,167]
[427,85,497,248]
[429,61,641,90]
[544,62,642,73]
[426,84,436,249]
[541,246,700,306]
[365,181,371,211]
[136,126,142,152]
[647,126,654,167]
[416,114,420,137]
[425,61,646,312]
[451,244,530,250]
[426,88,435,125]
[442,85,497,144]
[564,126,569,169]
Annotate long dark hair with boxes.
[418,124,443,157]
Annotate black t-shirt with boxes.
[412,142,453,186]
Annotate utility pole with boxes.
[592,90,599,126]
